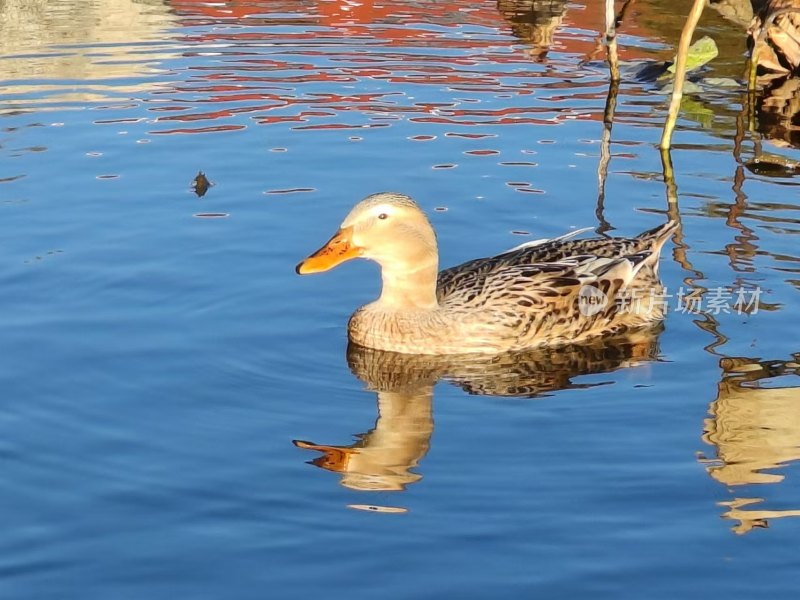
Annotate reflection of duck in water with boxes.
[294,329,661,491]
[294,373,432,492]
[701,354,800,534]
[296,192,676,354]
[496,0,568,61]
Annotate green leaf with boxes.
[667,36,719,74]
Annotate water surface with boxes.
[1,1,799,598]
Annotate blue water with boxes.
[1,1,799,598]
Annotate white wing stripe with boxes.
[500,227,594,254]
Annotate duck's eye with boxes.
[378,213,388,220]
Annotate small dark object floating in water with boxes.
[192,171,212,197]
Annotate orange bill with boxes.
[293,439,355,472]
[295,226,361,274]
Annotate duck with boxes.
[296,192,676,355]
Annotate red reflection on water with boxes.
[150,1,661,136]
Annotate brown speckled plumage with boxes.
[298,192,677,355]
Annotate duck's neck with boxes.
[377,259,439,310]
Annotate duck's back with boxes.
[436,222,673,303]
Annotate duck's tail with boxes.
[633,219,678,278]
[636,220,679,254]
[590,220,678,284]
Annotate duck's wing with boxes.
[438,253,651,310]
[436,221,677,304]
[503,221,676,264]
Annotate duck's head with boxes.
[296,192,438,275]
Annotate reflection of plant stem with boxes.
[580,0,635,67]
[605,0,620,82]
[597,0,624,235]
[596,76,619,235]
[726,92,760,276]
[660,149,727,353]
[660,151,690,274]
[614,0,637,29]
[733,98,747,165]
[660,0,705,149]
[748,40,759,95]
[698,317,728,354]
[737,66,763,153]
[726,165,759,276]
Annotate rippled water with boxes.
[1,0,799,597]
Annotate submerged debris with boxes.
[745,154,800,177]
